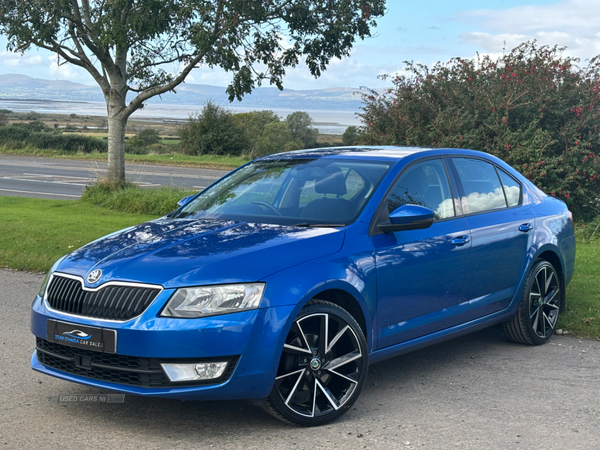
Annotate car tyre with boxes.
[263,299,368,426]
[503,260,562,345]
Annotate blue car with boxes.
[32,147,576,425]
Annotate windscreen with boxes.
[174,158,390,226]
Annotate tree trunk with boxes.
[106,98,127,184]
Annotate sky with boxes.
[1,0,600,91]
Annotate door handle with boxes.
[451,236,470,246]
[518,223,533,232]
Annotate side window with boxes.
[452,158,507,214]
[497,168,521,207]
[386,159,455,220]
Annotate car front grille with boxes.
[36,338,239,388]
[46,275,161,321]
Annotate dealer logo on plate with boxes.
[87,269,102,284]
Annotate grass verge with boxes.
[0,196,156,272]
[0,145,248,170]
[558,241,600,339]
[81,182,195,216]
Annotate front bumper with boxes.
[31,291,296,400]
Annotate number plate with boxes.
[46,320,116,353]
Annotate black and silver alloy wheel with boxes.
[263,300,368,425]
[503,260,562,345]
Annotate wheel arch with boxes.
[310,288,368,341]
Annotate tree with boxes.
[286,111,318,148]
[342,125,360,145]
[136,128,160,146]
[178,101,244,156]
[254,121,302,157]
[0,113,7,127]
[360,42,600,220]
[233,110,281,155]
[0,1,386,183]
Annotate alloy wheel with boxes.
[274,311,364,419]
[529,264,560,339]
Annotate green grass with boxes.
[81,182,196,216]
[159,138,181,145]
[0,145,248,170]
[558,241,600,339]
[0,196,156,272]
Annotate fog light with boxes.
[161,362,228,382]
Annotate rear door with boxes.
[448,157,534,319]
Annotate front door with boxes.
[371,158,472,349]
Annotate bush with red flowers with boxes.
[360,42,600,220]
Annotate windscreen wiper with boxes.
[292,223,346,228]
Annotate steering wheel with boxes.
[250,201,281,216]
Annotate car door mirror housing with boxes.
[177,195,195,207]
[378,204,435,233]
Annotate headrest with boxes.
[314,167,347,195]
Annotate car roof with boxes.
[259,146,495,162]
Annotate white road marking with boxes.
[0,188,79,198]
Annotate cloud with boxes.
[460,32,529,53]
[48,55,85,80]
[459,0,600,60]
[0,51,42,67]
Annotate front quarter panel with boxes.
[262,221,377,354]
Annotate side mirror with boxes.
[378,204,435,233]
[177,195,195,208]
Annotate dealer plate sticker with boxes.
[46,320,116,353]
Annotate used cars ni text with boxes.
[31,146,575,425]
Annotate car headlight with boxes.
[161,283,265,318]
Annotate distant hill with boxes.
[0,74,366,112]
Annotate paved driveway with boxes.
[1,269,598,449]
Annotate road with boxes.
[0,155,230,199]
[1,269,599,449]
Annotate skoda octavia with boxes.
[32,147,575,425]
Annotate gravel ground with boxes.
[1,268,599,449]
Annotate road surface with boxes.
[0,154,230,199]
[1,269,599,449]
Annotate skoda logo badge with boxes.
[87,269,102,284]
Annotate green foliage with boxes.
[286,111,318,148]
[11,120,47,132]
[23,111,40,120]
[179,105,310,157]
[253,121,303,157]
[0,124,107,153]
[342,125,361,145]
[125,128,162,155]
[179,101,244,156]
[0,113,7,126]
[136,128,160,146]
[574,214,600,243]
[360,42,600,220]
[82,181,195,216]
